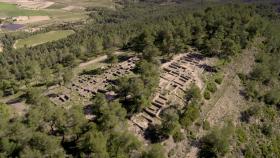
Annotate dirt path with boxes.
[78,51,124,68]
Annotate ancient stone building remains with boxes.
[49,57,139,105]
[131,53,205,130]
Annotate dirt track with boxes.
[15,16,50,24]
[78,51,124,68]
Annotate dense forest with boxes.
[0,0,280,157]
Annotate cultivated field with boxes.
[0,0,115,33]
[49,0,115,9]
[14,30,75,48]
[0,2,48,17]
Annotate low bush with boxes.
[173,130,184,142]
[81,68,105,75]
[215,77,223,85]
[202,120,210,130]
[204,91,211,100]
[207,82,217,93]
[179,103,200,128]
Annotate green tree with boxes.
[26,132,65,157]
[180,102,200,128]
[142,144,166,158]
[40,68,53,86]
[25,88,43,105]
[62,69,73,85]
[78,128,109,158]
[0,103,10,135]
[264,89,280,105]
[107,52,119,66]
[161,108,181,136]
[185,84,202,102]
[24,61,41,83]
[107,131,141,158]
[20,147,44,158]
[221,38,240,58]
[61,106,88,143]
[142,45,161,62]
[205,37,222,56]
[92,93,127,131]
[199,123,234,158]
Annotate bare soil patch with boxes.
[78,51,125,68]
[14,16,50,24]
[62,5,85,11]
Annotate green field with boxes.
[0,2,48,17]
[15,30,75,49]
[49,0,115,8]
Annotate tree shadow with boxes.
[143,124,168,143]
[198,64,218,73]
[6,94,26,104]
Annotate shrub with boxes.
[173,130,184,142]
[179,103,200,128]
[81,68,104,75]
[235,127,247,143]
[207,82,217,93]
[264,90,280,105]
[204,91,211,100]
[238,73,246,82]
[25,88,42,105]
[213,73,223,85]
[215,77,223,85]
[202,120,210,130]
[199,124,234,158]
[261,124,273,137]
[185,84,202,102]
[142,144,166,158]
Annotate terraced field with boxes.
[14,30,75,48]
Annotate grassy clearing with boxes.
[0,2,48,17]
[49,0,114,8]
[15,30,75,49]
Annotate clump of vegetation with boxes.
[185,84,202,102]
[202,120,211,130]
[180,84,202,128]
[264,89,280,105]
[81,67,105,75]
[204,90,211,100]
[115,60,159,115]
[214,74,223,85]
[106,52,119,65]
[206,81,217,93]
[173,130,185,142]
[199,123,234,158]
[180,102,200,128]
[142,144,166,158]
